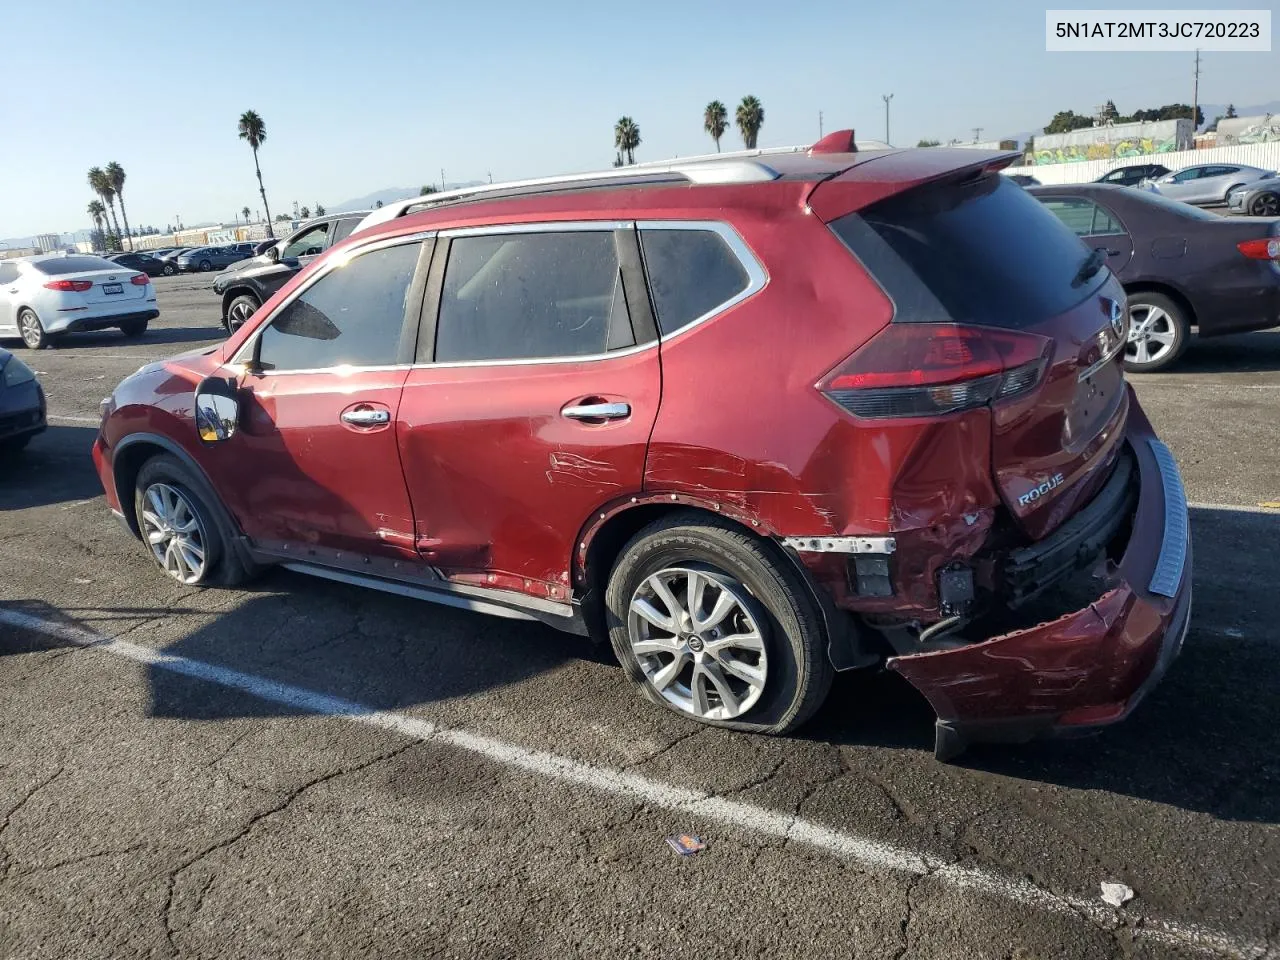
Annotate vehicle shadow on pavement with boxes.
[13,326,225,351]
[141,571,601,723]
[0,426,103,510]
[1153,328,1280,374]
[807,506,1280,824]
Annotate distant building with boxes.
[955,139,1019,151]
[34,233,60,253]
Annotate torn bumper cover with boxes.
[888,396,1192,761]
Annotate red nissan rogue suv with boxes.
[93,132,1192,759]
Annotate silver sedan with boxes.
[1145,163,1277,206]
[0,253,160,349]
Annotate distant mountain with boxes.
[330,182,487,213]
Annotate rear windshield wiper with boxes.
[1073,247,1107,287]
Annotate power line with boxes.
[972,127,983,143]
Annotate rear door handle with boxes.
[562,401,631,421]
[341,408,390,426]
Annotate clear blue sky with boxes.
[1,0,1275,238]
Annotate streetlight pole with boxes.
[882,94,894,145]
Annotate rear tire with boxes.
[1124,292,1189,373]
[119,318,148,338]
[605,513,832,735]
[133,454,259,587]
[199,260,212,272]
[17,308,51,350]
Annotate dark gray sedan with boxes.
[0,347,46,452]
[175,245,252,273]
[1227,181,1280,217]
[1029,183,1280,371]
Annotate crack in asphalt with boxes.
[0,762,66,880]
[7,842,152,880]
[620,725,703,772]
[159,742,416,956]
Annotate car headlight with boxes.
[2,357,36,387]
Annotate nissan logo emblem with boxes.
[1107,298,1124,337]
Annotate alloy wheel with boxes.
[19,312,42,349]
[1126,303,1177,367]
[140,482,208,584]
[627,566,768,721]
[1251,193,1280,217]
[228,299,257,331]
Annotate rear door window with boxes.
[639,227,751,335]
[256,240,422,371]
[1039,198,1095,236]
[1091,203,1124,235]
[832,174,1105,329]
[432,231,631,362]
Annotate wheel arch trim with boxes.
[111,431,241,541]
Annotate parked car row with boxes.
[1025,162,1278,212]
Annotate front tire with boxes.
[162,263,176,276]
[17,308,51,350]
[1124,292,1190,373]
[1250,191,1280,217]
[119,318,148,338]
[133,454,257,587]
[605,513,832,734]
[225,294,259,333]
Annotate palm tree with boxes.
[735,95,765,149]
[242,205,251,223]
[704,101,728,152]
[105,162,133,250]
[87,201,106,251]
[614,116,641,165]
[88,167,123,250]
[238,110,274,237]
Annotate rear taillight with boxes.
[43,279,93,292]
[818,324,1051,419]
[130,273,149,285]
[1237,238,1280,260]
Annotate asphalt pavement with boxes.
[1,274,1278,960]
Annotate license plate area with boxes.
[102,283,123,295]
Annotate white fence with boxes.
[1007,142,1280,185]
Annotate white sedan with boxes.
[0,253,160,349]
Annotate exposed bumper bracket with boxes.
[781,535,896,555]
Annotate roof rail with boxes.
[349,156,790,236]
[349,130,894,237]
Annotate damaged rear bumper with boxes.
[887,390,1192,761]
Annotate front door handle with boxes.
[562,401,631,421]
[341,408,391,426]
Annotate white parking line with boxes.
[1189,501,1280,515]
[47,415,101,424]
[0,608,1268,959]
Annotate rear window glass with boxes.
[32,256,116,275]
[832,174,1105,329]
[640,229,750,335]
[1129,190,1220,221]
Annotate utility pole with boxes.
[819,110,824,138]
[882,94,893,144]
[1191,48,1201,131]
[441,168,446,191]
[972,127,983,143]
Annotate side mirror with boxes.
[265,245,280,262]
[195,376,240,443]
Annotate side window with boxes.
[639,228,751,336]
[1039,198,1095,236]
[1102,170,1125,183]
[282,224,329,259]
[1171,168,1202,182]
[1090,204,1124,235]
[331,219,359,244]
[256,241,422,372]
[0,263,18,284]
[433,231,629,363]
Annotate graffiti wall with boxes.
[1031,119,1192,165]
[1217,115,1280,145]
